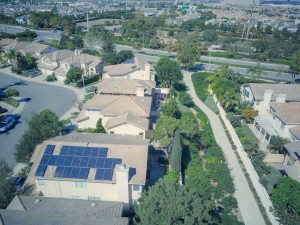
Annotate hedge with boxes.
[76,75,100,88]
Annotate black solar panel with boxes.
[35,165,47,176]
[44,145,55,155]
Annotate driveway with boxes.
[0,72,77,168]
[183,71,266,225]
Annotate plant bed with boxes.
[3,98,20,108]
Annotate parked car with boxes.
[0,116,15,132]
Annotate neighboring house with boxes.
[102,57,155,81]
[97,78,156,96]
[0,195,129,225]
[289,126,300,142]
[28,133,149,206]
[282,142,300,183]
[16,15,29,24]
[4,41,57,59]
[53,50,104,81]
[77,94,152,138]
[0,39,15,48]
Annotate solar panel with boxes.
[87,157,97,168]
[82,148,91,157]
[104,158,112,168]
[56,156,66,166]
[71,157,81,167]
[96,158,104,168]
[40,155,50,165]
[90,148,99,157]
[54,166,64,177]
[64,156,73,166]
[95,169,104,180]
[70,167,80,178]
[35,165,47,176]
[44,145,55,155]
[80,157,89,167]
[78,168,89,179]
[68,146,76,156]
[75,147,84,156]
[103,169,113,180]
[98,148,108,157]
[60,146,68,156]
[62,166,72,177]
[48,155,58,166]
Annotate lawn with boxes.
[191,72,211,101]
[204,95,219,113]
[3,98,20,108]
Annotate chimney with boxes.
[136,85,145,97]
[115,164,129,204]
[144,63,151,80]
[91,202,96,208]
[276,94,287,103]
[263,89,273,103]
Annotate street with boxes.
[0,72,77,167]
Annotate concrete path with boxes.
[183,71,266,225]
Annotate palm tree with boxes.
[247,63,263,82]
[5,49,16,64]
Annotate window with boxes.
[280,122,285,130]
[38,180,46,186]
[139,132,143,136]
[132,185,140,191]
[110,131,115,134]
[72,195,80,199]
[75,182,87,189]
[88,196,100,201]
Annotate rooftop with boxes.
[44,49,74,62]
[29,133,149,185]
[290,126,300,140]
[62,53,102,67]
[270,102,300,124]
[0,195,128,225]
[284,142,300,160]
[246,83,300,102]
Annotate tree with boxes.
[179,92,194,108]
[290,50,300,77]
[159,100,179,118]
[64,67,82,84]
[179,111,199,141]
[15,109,61,163]
[202,29,218,42]
[170,130,182,173]
[241,108,257,123]
[95,118,106,133]
[5,49,16,63]
[134,177,216,225]
[247,63,264,82]
[5,88,19,97]
[269,136,289,154]
[155,57,182,88]
[87,27,115,55]
[176,33,198,69]
[271,177,300,225]
[0,158,15,209]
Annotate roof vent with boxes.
[35,199,41,204]
[91,202,96,208]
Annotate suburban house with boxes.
[37,50,104,81]
[4,41,57,59]
[102,57,155,81]
[0,195,129,225]
[242,83,300,142]
[16,15,29,24]
[97,78,156,96]
[28,133,150,206]
[281,142,300,182]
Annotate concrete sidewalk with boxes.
[184,71,267,225]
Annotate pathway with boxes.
[183,71,266,225]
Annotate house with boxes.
[77,94,152,138]
[282,142,300,182]
[102,57,155,81]
[28,133,150,206]
[97,78,156,96]
[4,41,57,59]
[290,126,300,142]
[0,195,129,225]
[16,15,29,25]
[37,49,104,81]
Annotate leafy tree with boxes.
[179,111,199,141]
[241,108,257,123]
[155,57,182,88]
[247,63,264,82]
[290,50,300,76]
[15,109,61,163]
[5,49,16,63]
[170,130,182,173]
[179,92,194,108]
[0,158,15,209]
[95,118,106,133]
[176,33,198,68]
[159,100,179,118]
[269,136,289,154]
[134,177,216,225]
[5,88,19,97]
[87,27,115,55]
[64,68,82,84]
[271,177,300,225]
[202,29,218,42]
[227,113,241,128]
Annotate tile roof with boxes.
[284,142,300,160]
[44,49,74,62]
[246,83,300,102]
[29,133,149,185]
[270,102,300,124]
[62,53,102,67]
[1,195,128,225]
[105,112,150,130]
[98,78,155,96]
[84,95,152,117]
[290,126,300,140]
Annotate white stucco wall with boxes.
[107,123,146,138]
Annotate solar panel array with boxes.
[35,145,122,181]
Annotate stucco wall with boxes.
[107,123,145,138]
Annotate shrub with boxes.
[269,136,289,154]
[5,88,19,97]
[179,92,194,108]
[46,74,57,82]
[64,68,82,84]
[227,113,241,127]
[241,108,257,123]
[76,75,100,87]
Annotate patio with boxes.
[253,116,279,143]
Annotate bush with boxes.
[5,88,19,97]
[64,68,82,84]
[0,106,8,114]
[269,136,289,154]
[179,92,194,108]
[46,74,57,82]
[241,108,257,123]
[227,113,241,127]
[76,75,100,88]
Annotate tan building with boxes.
[77,94,152,138]
[282,142,300,183]
[28,133,150,206]
[102,57,155,81]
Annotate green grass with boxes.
[3,98,20,108]
[204,95,219,113]
[240,124,258,142]
[191,72,211,101]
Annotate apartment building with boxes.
[28,133,149,206]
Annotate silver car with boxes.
[0,117,15,132]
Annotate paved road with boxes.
[0,72,77,168]
[0,24,62,42]
[136,53,299,81]
[183,71,266,225]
